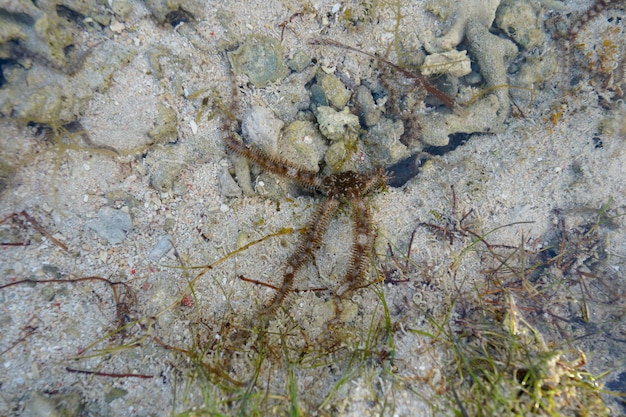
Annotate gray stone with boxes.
[324,141,354,173]
[111,0,133,20]
[287,50,311,72]
[362,117,409,166]
[420,0,501,52]
[466,18,518,101]
[414,93,504,147]
[422,50,472,78]
[86,207,133,245]
[218,166,242,198]
[355,85,381,127]
[149,235,173,260]
[150,161,184,193]
[310,84,329,107]
[229,133,255,196]
[104,387,128,404]
[228,35,289,87]
[143,0,204,24]
[0,40,135,125]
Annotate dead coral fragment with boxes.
[421,0,502,53]
[495,0,546,50]
[414,19,518,147]
[421,50,471,78]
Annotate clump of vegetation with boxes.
[448,300,608,416]
[416,197,624,416]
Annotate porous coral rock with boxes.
[421,0,501,53]
[414,17,518,147]
[495,0,546,50]
[466,18,518,113]
[421,50,472,78]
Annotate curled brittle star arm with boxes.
[262,197,340,314]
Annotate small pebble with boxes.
[149,235,173,260]
[110,20,125,33]
[85,207,133,245]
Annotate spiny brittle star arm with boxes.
[336,195,375,301]
[262,196,340,314]
[223,132,324,192]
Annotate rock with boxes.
[516,53,558,88]
[241,106,284,153]
[105,190,141,208]
[270,66,317,122]
[362,117,409,166]
[411,14,518,148]
[146,45,191,80]
[0,4,73,69]
[339,299,359,322]
[424,0,455,20]
[104,387,128,404]
[111,0,133,20]
[316,106,360,142]
[253,171,289,199]
[355,85,381,127]
[218,165,242,198]
[0,41,135,125]
[40,285,56,301]
[42,264,62,279]
[149,235,173,260]
[86,207,133,245]
[149,161,184,193]
[310,84,329,107]
[315,71,351,109]
[422,50,472,78]
[280,120,327,172]
[287,50,311,72]
[324,141,353,172]
[0,0,120,69]
[228,133,255,196]
[495,0,546,50]
[466,17,518,113]
[414,93,504,147]
[420,0,501,53]
[228,35,289,87]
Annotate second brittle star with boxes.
[221,64,391,316]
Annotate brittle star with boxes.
[222,77,390,315]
